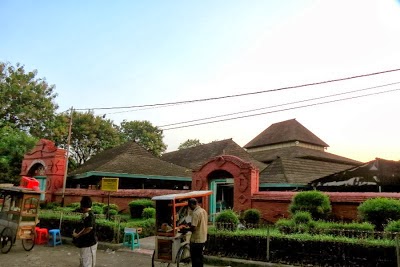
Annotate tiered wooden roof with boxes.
[70,141,190,178]
[161,138,267,171]
[244,119,329,149]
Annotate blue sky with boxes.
[2,0,400,162]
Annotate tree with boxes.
[0,125,37,183]
[119,120,167,157]
[58,111,121,166]
[0,62,59,137]
[178,139,203,150]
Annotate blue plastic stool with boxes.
[122,228,140,249]
[48,229,62,246]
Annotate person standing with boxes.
[73,196,98,267]
[188,198,208,267]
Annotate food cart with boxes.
[151,190,212,267]
[0,184,41,253]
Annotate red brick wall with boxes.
[251,191,400,223]
[48,189,400,222]
[52,188,189,213]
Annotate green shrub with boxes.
[317,221,375,232]
[385,220,400,232]
[292,211,313,224]
[103,204,119,215]
[289,191,331,220]
[275,211,316,234]
[243,209,261,225]
[66,202,80,209]
[358,197,400,231]
[106,209,118,216]
[128,199,155,218]
[40,202,61,210]
[91,205,103,214]
[92,202,106,208]
[215,209,239,231]
[275,218,295,234]
[142,207,156,219]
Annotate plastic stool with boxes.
[122,228,140,249]
[35,227,49,245]
[48,229,62,246]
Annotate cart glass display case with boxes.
[151,190,212,265]
[0,184,42,253]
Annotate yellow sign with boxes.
[101,178,119,192]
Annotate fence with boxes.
[209,222,400,267]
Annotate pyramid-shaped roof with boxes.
[244,119,329,149]
[69,141,190,177]
[161,138,267,171]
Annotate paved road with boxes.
[0,242,220,267]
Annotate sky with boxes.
[1,0,400,163]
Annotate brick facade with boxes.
[20,139,66,202]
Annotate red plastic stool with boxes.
[35,227,49,245]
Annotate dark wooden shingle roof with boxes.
[161,139,267,171]
[311,158,400,187]
[249,146,361,165]
[70,141,190,177]
[244,119,329,149]
[260,157,357,185]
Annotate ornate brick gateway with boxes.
[20,139,66,201]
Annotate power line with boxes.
[159,81,400,128]
[74,67,400,111]
[160,88,400,131]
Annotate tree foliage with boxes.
[0,62,59,137]
[178,139,203,150]
[59,111,121,166]
[0,126,37,183]
[119,120,167,157]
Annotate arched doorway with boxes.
[208,170,234,217]
[26,162,47,200]
[192,155,259,219]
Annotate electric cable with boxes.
[159,81,400,128]
[73,68,400,111]
[160,88,400,130]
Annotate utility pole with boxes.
[61,107,73,207]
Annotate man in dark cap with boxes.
[188,198,208,267]
[73,196,98,267]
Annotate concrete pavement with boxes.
[73,235,295,267]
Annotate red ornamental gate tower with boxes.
[20,139,66,202]
[192,155,259,214]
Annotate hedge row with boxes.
[205,231,397,266]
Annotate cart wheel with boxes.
[22,232,35,251]
[176,243,191,267]
[152,250,171,267]
[0,227,13,254]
